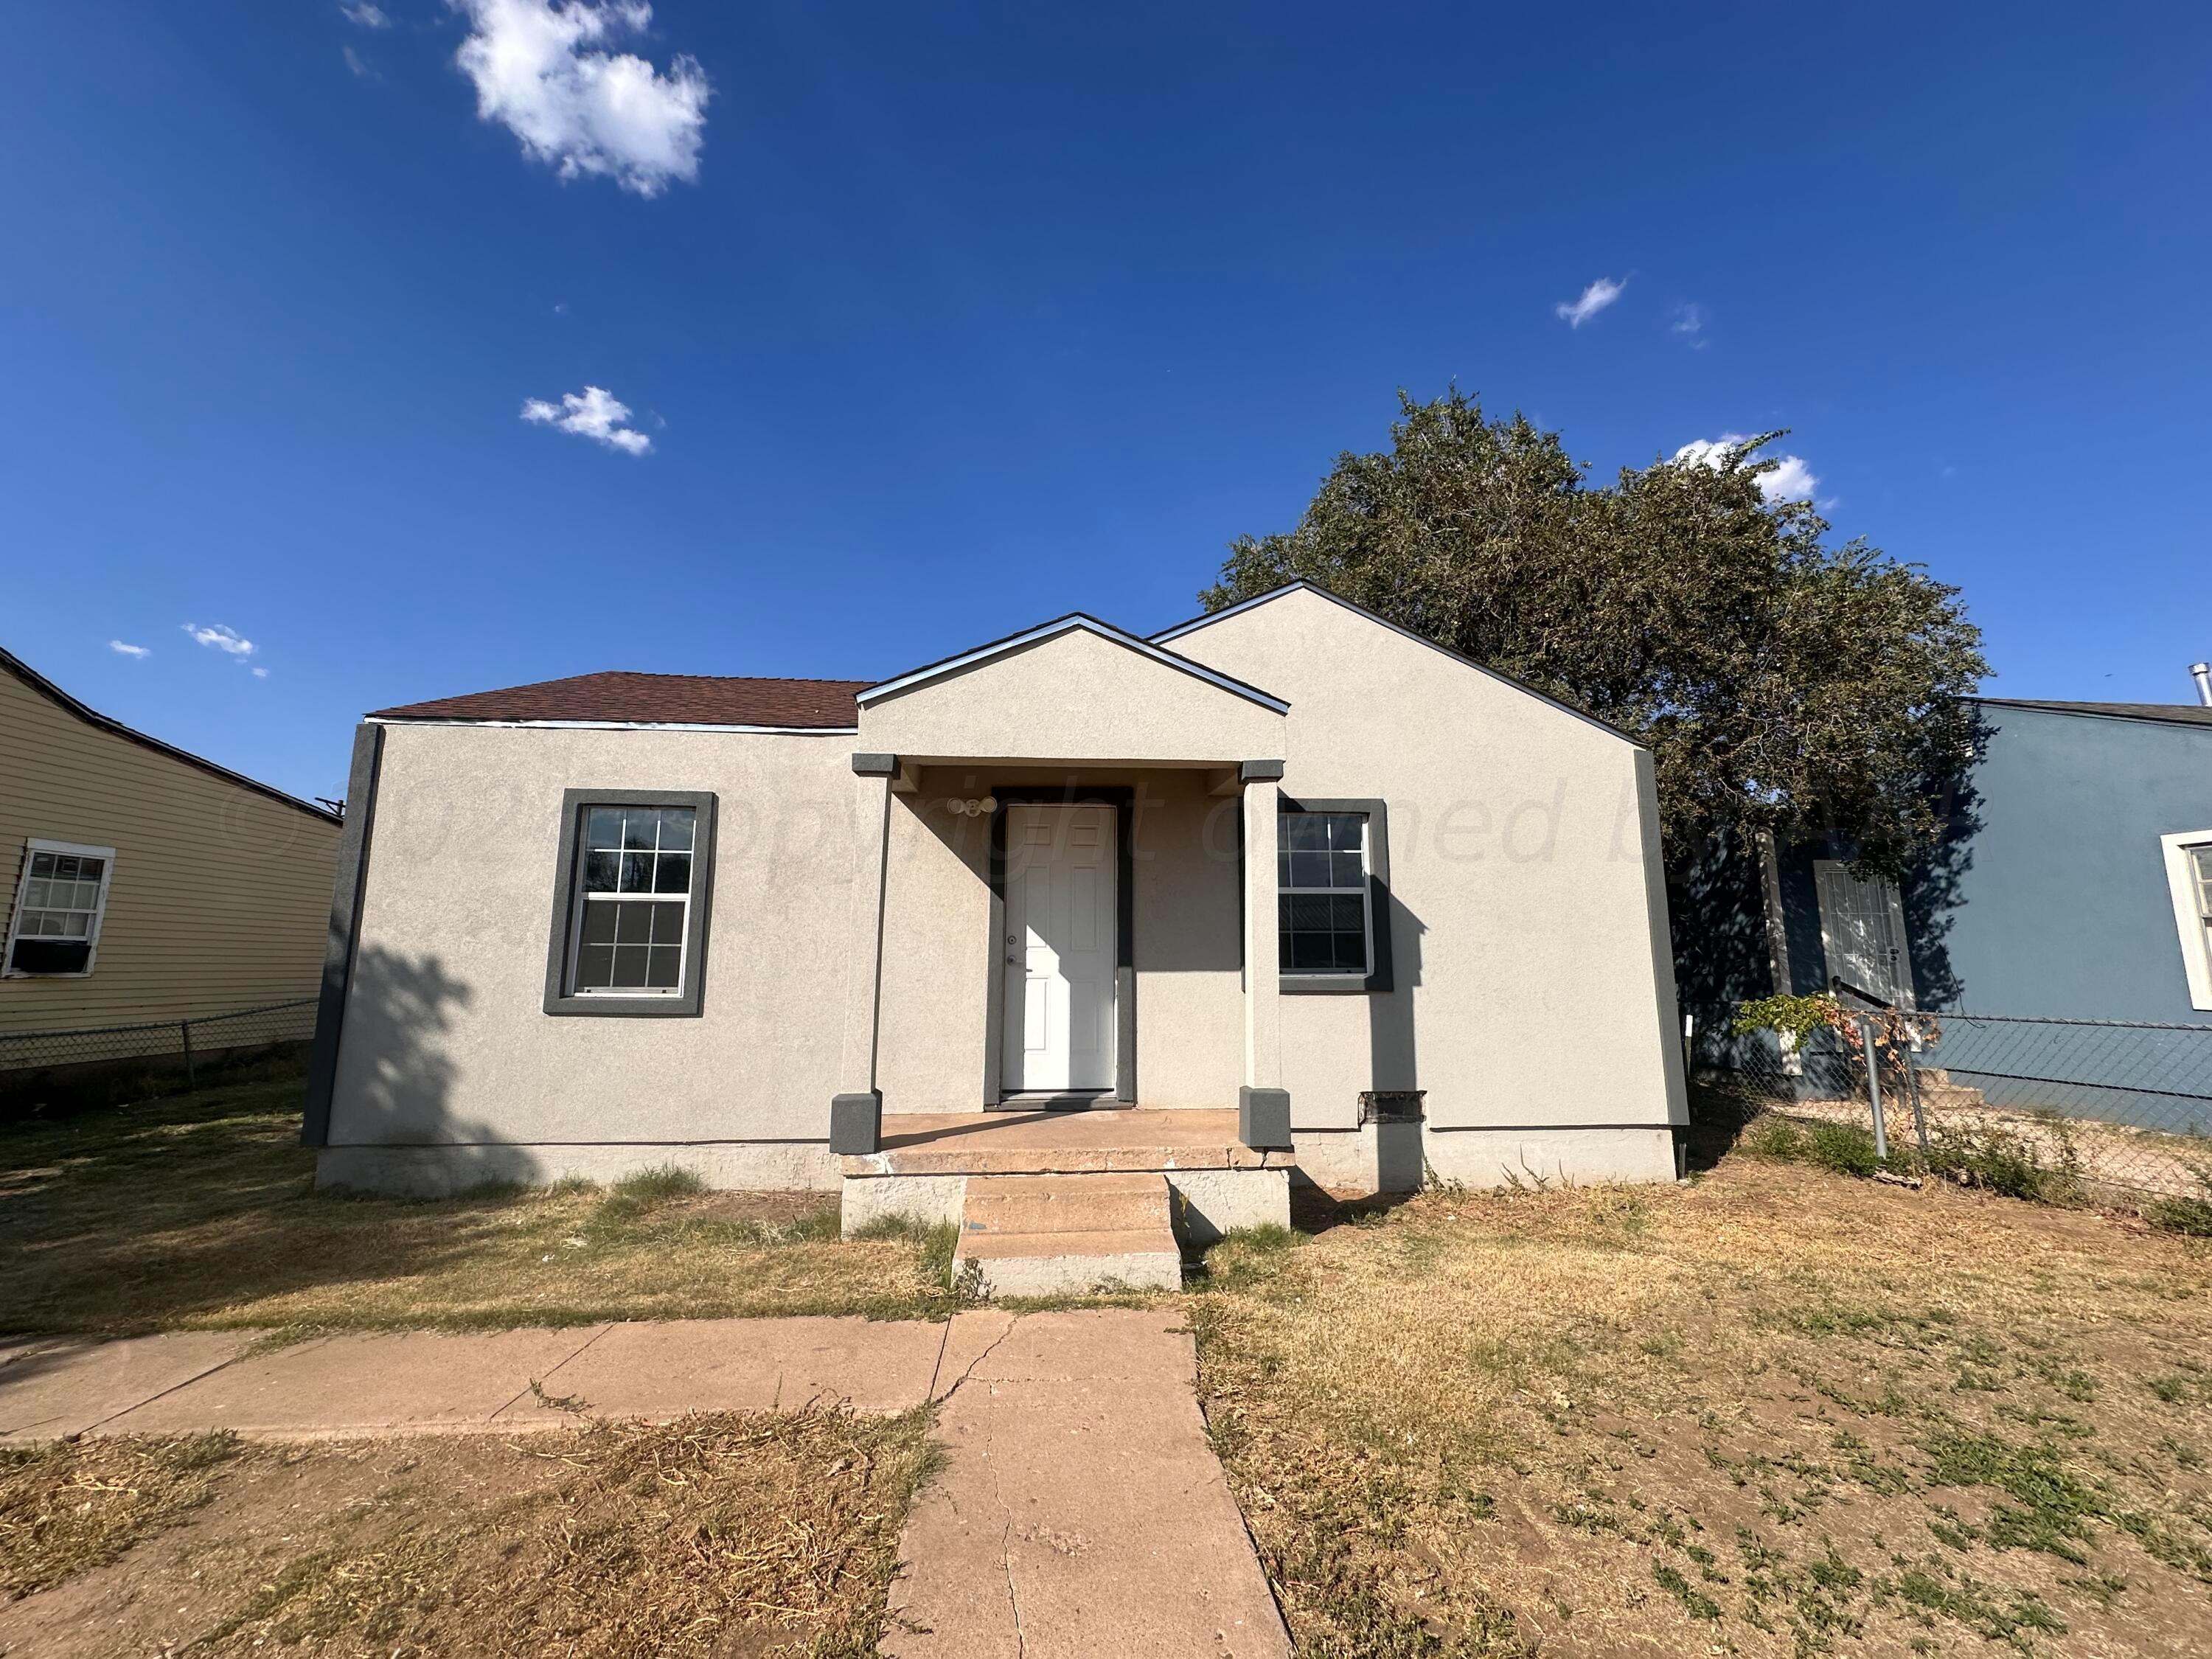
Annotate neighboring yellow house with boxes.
[0,647,343,1043]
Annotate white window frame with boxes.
[3,838,119,979]
[1279,810,1374,981]
[2160,830,2212,1012]
[568,807,697,1000]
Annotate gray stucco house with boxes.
[305,583,1688,1288]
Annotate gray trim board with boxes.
[859,613,1291,714]
[1239,759,1285,782]
[850,752,900,777]
[301,723,384,1147]
[1279,796,1394,995]
[543,789,717,1018]
[989,787,1138,1105]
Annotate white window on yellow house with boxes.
[4,840,117,978]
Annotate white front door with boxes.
[1001,803,1117,1094]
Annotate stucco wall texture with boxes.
[1167,588,1686,1135]
[321,588,1686,1192]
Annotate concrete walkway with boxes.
[888,1310,1288,1659]
[0,1310,1290,1658]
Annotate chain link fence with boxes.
[0,998,318,1116]
[1694,1006,2212,1210]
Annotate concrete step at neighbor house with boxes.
[955,1173,1182,1296]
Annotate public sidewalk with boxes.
[0,1310,1291,1658]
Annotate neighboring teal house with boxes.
[1752,696,2212,1121]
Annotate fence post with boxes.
[1904,1038,1930,1158]
[180,1020,195,1092]
[1860,1015,1888,1163]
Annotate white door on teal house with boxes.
[1814,859,1916,1007]
[1001,804,1117,1093]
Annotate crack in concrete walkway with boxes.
[0,1310,1289,1657]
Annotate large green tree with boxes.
[1203,390,1988,873]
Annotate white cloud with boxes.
[1671,302,1708,347]
[252,667,271,679]
[182,622,257,658]
[1555,275,1626,328]
[521,384,653,454]
[451,0,709,198]
[344,45,377,78]
[108,640,150,658]
[342,1,391,24]
[1673,434,1820,505]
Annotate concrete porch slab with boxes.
[845,1108,1290,1178]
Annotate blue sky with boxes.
[6,1,2208,804]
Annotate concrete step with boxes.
[955,1228,1183,1296]
[960,1172,1171,1237]
[954,1174,1181,1296]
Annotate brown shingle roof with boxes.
[370,671,869,728]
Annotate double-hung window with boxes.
[545,791,715,1016]
[4,840,116,978]
[1276,802,1392,992]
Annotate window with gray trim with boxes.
[1279,811,1371,975]
[545,790,716,1016]
[574,805,695,992]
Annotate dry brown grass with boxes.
[1192,1155,2212,1658]
[0,1432,243,1599]
[0,1069,953,1338]
[0,1406,937,1658]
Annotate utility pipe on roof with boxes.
[2193,662,2212,708]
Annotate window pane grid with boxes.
[1277,811,1371,975]
[7,844,111,976]
[571,806,695,996]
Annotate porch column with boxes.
[1239,762,1292,1149]
[831,754,898,1155]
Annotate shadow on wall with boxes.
[335,945,474,1145]
[1373,887,1425,1192]
[1902,716,1988,1012]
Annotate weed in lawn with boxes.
[1893,1565,2067,1646]
[1920,1428,2106,1562]
[1652,1561,1722,1620]
[589,1164,708,1226]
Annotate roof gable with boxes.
[1153,581,1638,746]
[860,613,1290,714]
